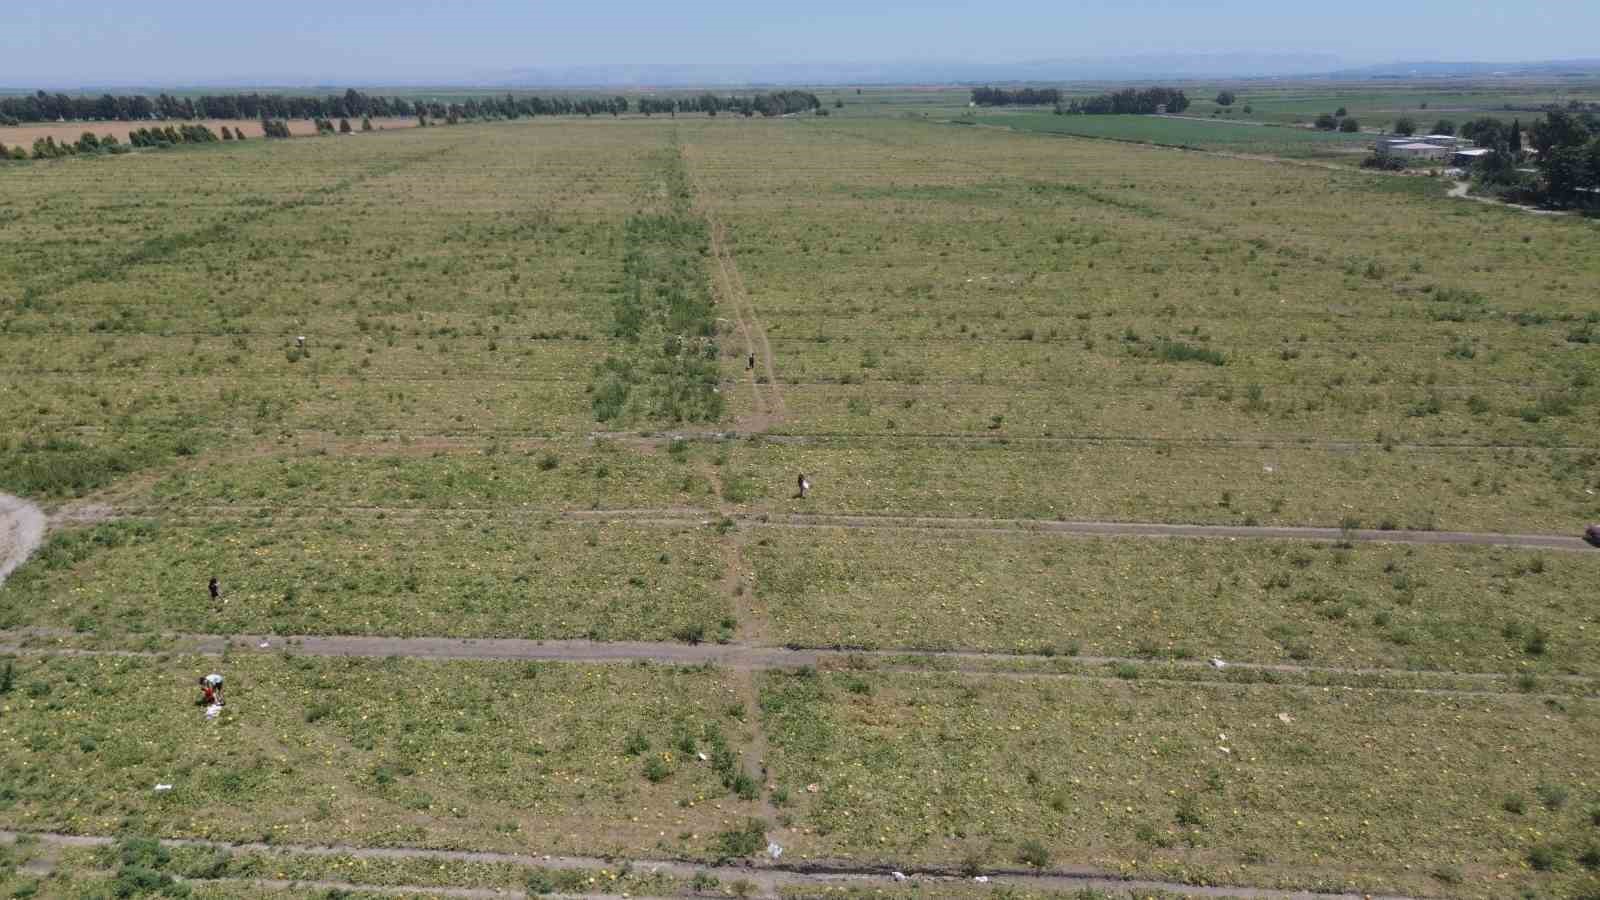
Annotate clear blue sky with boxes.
[3,0,1597,86]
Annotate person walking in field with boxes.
[208,576,220,603]
[747,352,756,371]
[797,473,810,499]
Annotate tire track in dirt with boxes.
[0,494,48,586]
[5,627,1588,699]
[82,503,1594,553]
[696,454,779,817]
[0,830,1425,900]
[680,142,785,432]
[591,427,1600,454]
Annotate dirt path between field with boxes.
[681,144,785,432]
[67,502,1593,552]
[0,494,47,587]
[1447,180,1569,216]
[761,511,1596,551]
[6,626,1588,699]
[0,830,1423,900]
[591,428,1599,454]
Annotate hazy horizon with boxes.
[5,0,1600,89]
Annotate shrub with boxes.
[1526,842,1563,871]
[1503,793,1526,814]
[1430,864,1463,884]
[1314,113,1338,131]
[642,754,673,783]
[1393,116,1416,136]
[1015,839,1050,869]
[623,732,650,756]
[714,819,767,859]
[1537,782,1569,810]
[1339,117,1360,133]
[1524,628,1548,656]
[1578,843,1600,870]
[1155,341,1226,366]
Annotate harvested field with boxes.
[2,103,1598,899]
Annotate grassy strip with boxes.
[721,440,1599,534]
[0,431,208,500]
[591,134,723,425]
[0,654,767,860]
[134,438,714,510]
[748,529,1600,676]
[756,669,1600,899]
[0,516,731,642]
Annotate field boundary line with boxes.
[757,511,1595,551]
[4,628,1590,698]
[48,503,1595,552]
[0,830,1427,900]
[47,423,1600,455]
[589,428,1599,454]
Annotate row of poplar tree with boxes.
[1,87,823,126]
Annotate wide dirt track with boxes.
[1,112,1598,899]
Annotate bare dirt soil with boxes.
[0,493,46,586]
[0,116,418,148]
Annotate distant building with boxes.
[1452,148,1492,166]
[1154,104,1167,114]
[1387,142,1450,160]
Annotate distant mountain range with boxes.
[1326,59,1600,79]
[10,56,1600,94]
[480,53,1353,87]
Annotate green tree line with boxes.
[1,87,821,125]
[1,123,221,161]
[1056,87,1191,115]
[970,87,1061,106]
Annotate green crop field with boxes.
[979,112,1376,162]
[1,88,1598,900]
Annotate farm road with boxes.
[68,502,1595,552]
[0,830,1425,900]
[760,511,1595,551]
[0,494,47,586]
[5,626,1588,699]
